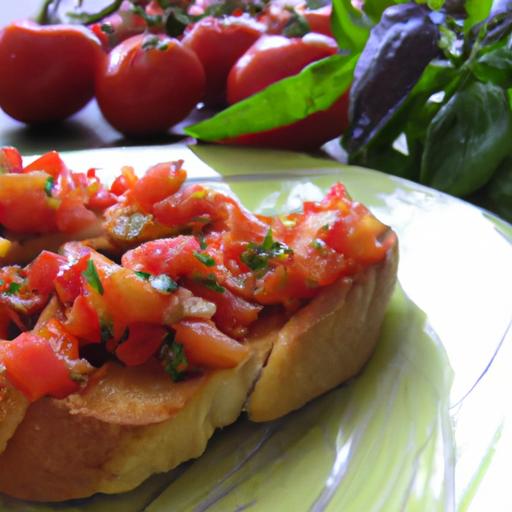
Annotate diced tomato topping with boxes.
[27,251,66,295]
[56,195,97,233]
[88,187,118,210]
[38,318,80,360]
[183,279,261,339]
[55,255,89,304]
[65,294,101,344]
[0,173,57,233]
[0,333,79,402]
[122,236,204,278]
[173,320,249,369]
[132,161,186,213]
[115,323,167,366]
[0,147,22,173]
[23,151,67,179]
[152,184,220,228]
[110,166,138,196]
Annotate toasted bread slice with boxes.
[0,377,28,454]
[0,353,261,502]
[0,242,397,502]
[247,242,398,422]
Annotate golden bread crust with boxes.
[247,242,398,422]
[0,377,28,454]
[0,354,261,502]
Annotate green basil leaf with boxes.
[472,41,512,87]
[82,259,104,295]
[135,271,151,280]
[331,0,372,52]
[44,176,54,197]
[420,80,512,195]
[194,274,225,293]
[160,333,189,382]
[193,251,215,267]
[480,155,512,222]
[361,0,397,23]
[185,54,357,142]
[5,282,21,296]
[464,0,493,31]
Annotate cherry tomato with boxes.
[226,34,350,151]
[182,16,264,106]
[0,21,104,124]
[95,33,206,137]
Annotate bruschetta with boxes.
[0,152,398,502]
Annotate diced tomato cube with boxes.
[0,333,79,402]
[23,151,67,179]
[115,323,167,366]
[27,251,66,295]
[0,147,22,173]
[173,320,249,369]
[132,161,187,213]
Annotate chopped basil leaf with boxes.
[150,274,178,293]
[70,372,87,383]
[135,271,151,280]
[44,177,54,197]
[194,274,225,293]
[241,228,293,272]
[198,234,208,250]
[194,251,215,267]
[311,238,327,251]
[100,317,114,343]
[5,282,21,295]
[160,332,188,382]
[101,22,114,34]
[82,259,104,295]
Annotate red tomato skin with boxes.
[27,251,66,295]
[225,34,349,151]
[0,21,104,124]
[182,16,264,106]
[133,161,187,213]
[122,236,203,278]
[115,323,167,366]
[0,147,23,173]
[303,6,334,38]
[0,333,79,402]
[95,34,206,136]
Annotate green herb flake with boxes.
[82,259,104,295]
[311,239,327,251]
[5,282,21,295]
[44,176,54,197]
[194,274,225,293]
[194,251,215,267]
[150,274,178,294]
[100,317,114,343]
[100,22,114,34]
[241,228,293,272]
[198,233,208,250]
[135,271,151,280]
[160,333,188,381]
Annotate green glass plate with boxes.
[1,144,511,512]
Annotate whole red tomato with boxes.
[226,34,350,151]
[182,16,264,107]
[95,34,206,137]
[0,21,103,124]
